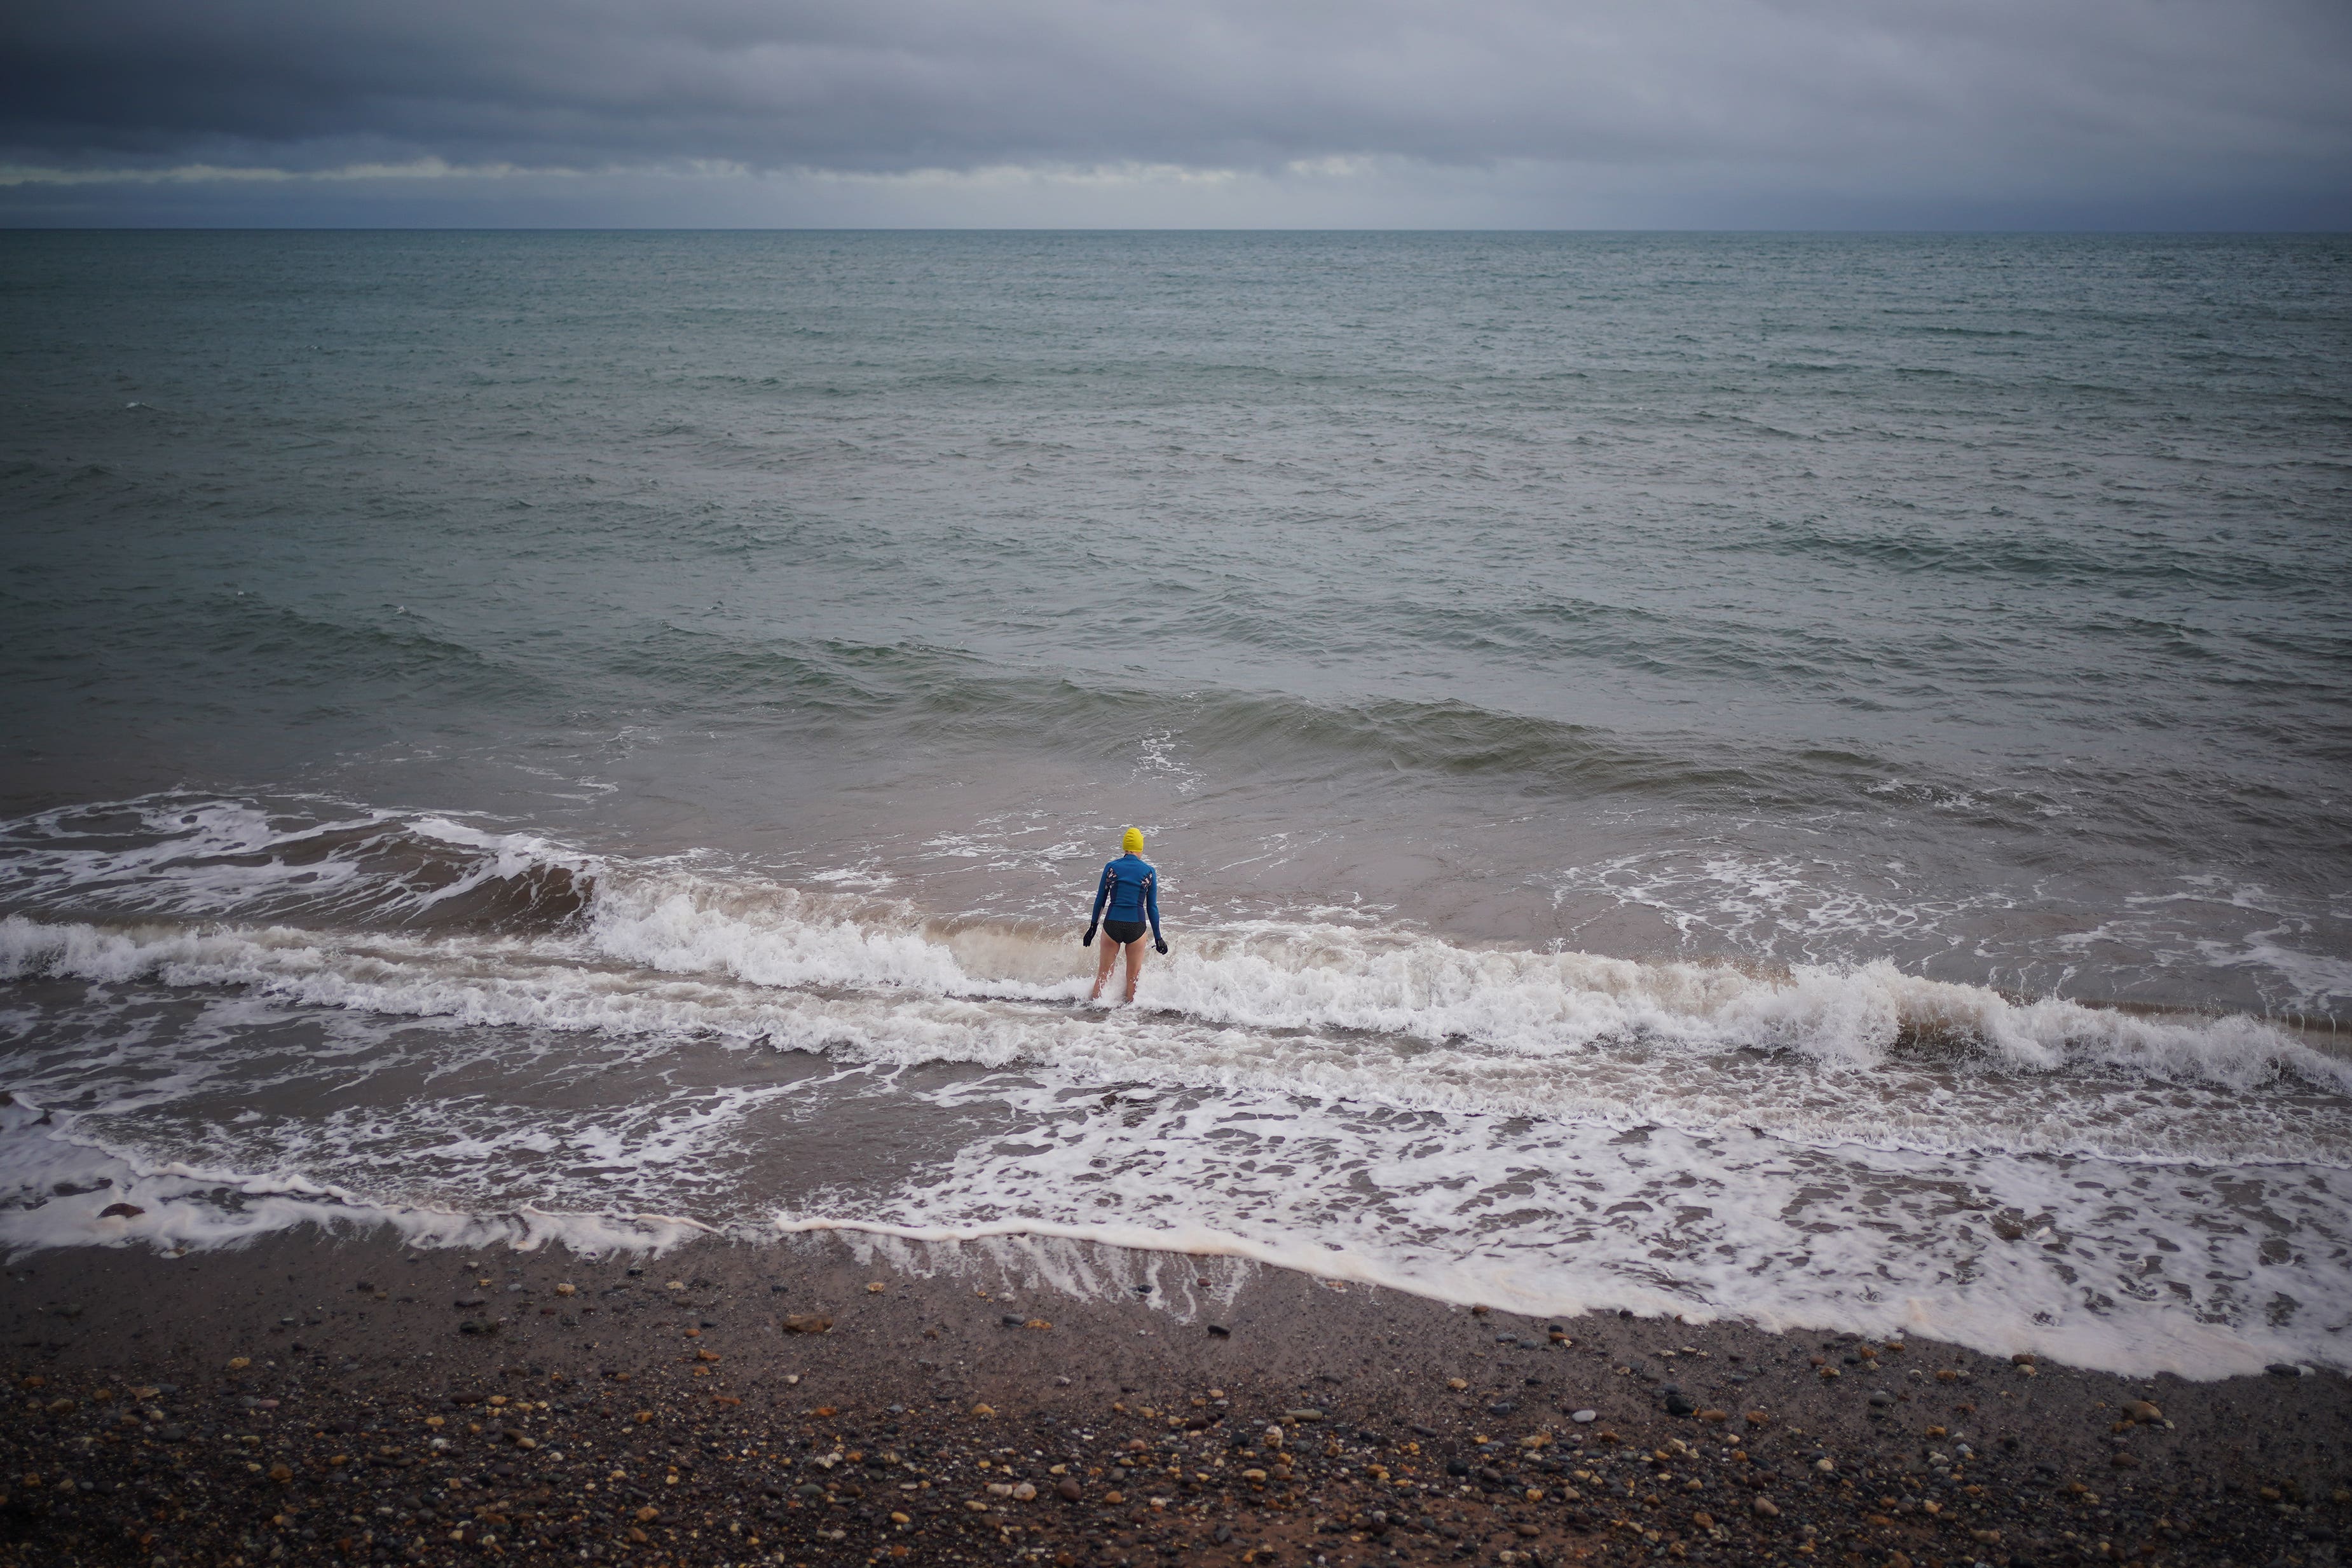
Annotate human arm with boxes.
[1084,863,1112,944]
[1146,871,1165,952]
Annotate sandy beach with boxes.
[3,1229,2343,1567]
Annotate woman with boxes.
[1083,826,1168,1004]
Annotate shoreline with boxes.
[3,1228,2344,1567]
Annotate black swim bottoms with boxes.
[1102,918,1148,946]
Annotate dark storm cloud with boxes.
[3,0,2349,222]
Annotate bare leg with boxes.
[1090,934,1121,1001]
[1119,936,1148,1003]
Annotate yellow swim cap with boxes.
[1121,827,1145,855]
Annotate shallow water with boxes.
[3,232,2349,1376]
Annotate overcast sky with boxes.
[3,0,2348,228]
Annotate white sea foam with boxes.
[774,1116,2350,1381]
[596,871,2352,1109]
[0,1097,710,1259]
[4,820,2351,1378]
[2062,880,2352,1018]
[5,893,2339,1168]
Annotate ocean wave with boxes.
[1728,517,2314,594]
[201,597,524,697]
[3,796,2338,1098]
[7,818,2351,1381]
[4,822,2346,1169]
[584,870,2351,1097]
[608,632,1973,810]
[0,794,594,933]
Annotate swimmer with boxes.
[1083,826,1167,1004]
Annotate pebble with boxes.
[782,1314,832,1334]
[1664,1394,1696,1417]
[13,1254,2327,1568]
[2266,1363,2304,1378]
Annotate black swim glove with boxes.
[1154,937,1169,955]
[1082,925,1097,947]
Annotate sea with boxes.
[3,230,2349,1379]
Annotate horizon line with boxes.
[3,224,2349,236]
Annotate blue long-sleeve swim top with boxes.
[1089,854,1162,940]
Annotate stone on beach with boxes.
[0,1233,2332,1568]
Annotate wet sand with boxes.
[2,1229,2344,1567]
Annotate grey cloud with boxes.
[3,0,2348,224]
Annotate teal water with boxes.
[3,233,2350,1373]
